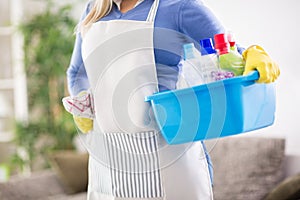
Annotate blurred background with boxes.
[206,0,300,176]
[0,0,299,199]
[0,0,86,178]
[206,0,300,153]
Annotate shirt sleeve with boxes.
[179,0,246,53]
[179,0,225,45]
[66,1,93,96]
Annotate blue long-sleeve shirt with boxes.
[67,0,226,184]
[67,0,225,95]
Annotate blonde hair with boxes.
[79,0,113,36]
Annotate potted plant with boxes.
[11,1,77,172]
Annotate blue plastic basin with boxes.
[145,71,276,144]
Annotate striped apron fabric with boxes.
[104,131,162,198]
[80,0,213,199]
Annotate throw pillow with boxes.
[49,151,89,194]
[263,173,300,200]
[206,137,285,200]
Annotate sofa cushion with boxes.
[49,151,88,194]
[206,137,285,200]
[0,170,65,200]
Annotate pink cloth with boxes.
[62,91,95,119]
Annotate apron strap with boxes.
[146,0,160,22]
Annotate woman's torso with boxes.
[91,0,224,91]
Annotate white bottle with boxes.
[199,38,220,83]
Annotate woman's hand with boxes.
[73,115,93,133]
[242,45,280,83]
[72,91,93,133]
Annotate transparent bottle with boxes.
[179,43,205,87]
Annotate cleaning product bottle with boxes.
[227,32,236,50]
[214,33,245,76]
[199,38,235,81]
[179,43,205,87]
[199,38,220,83]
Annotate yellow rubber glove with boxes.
[74,115,93,133]
[242,45,280,83]
[73,91,93,134]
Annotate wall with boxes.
[204,0,300,175]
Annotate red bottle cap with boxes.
[214,33,230,55]
[227,33,236,47]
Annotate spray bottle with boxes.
[214,33,245,76]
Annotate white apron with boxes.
[81,1,213,199]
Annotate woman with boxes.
[66,0,279,199]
